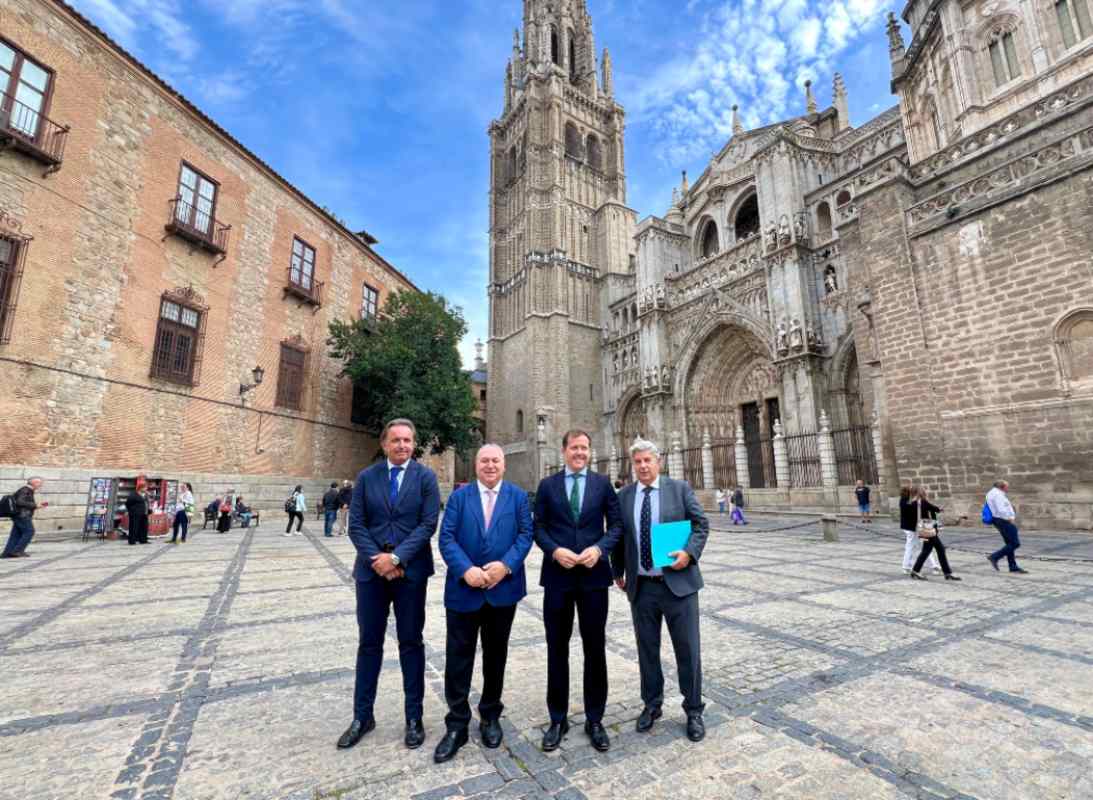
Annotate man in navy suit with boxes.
[337,418,440,751]
[534,429,623,753]
[433,444,533,763]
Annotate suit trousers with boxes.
[543,586,609,724]
[353,576,427,722]
[990,520,1021,571]
[444,603,517,732]
[629,578,704,714]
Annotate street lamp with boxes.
[239,365,265,405]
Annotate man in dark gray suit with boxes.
[611,438,709,742]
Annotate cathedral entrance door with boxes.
[742,402,766,489]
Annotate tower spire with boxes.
[602,47,614,97]
[732,104,743,135]
[804,79,817,114]
[833,73,849,131]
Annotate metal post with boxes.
[772,419,789,489]
[701,429,715,490]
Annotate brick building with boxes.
[491,0,1093,528]
[0,0,447,532]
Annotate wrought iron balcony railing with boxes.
[0,91,69,169]
[283,266,323,307]
[165,197,230,255]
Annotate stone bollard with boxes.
[734,426,750,489]
[701,429,715,490]
[772,419,789,489]
[822,515,840,542]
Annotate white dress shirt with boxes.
[632,477,662,577]
[986,487,1015,521]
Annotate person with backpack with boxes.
[986,480,1027,574]
[322,482,341,538]
[1,477,46,558]
[284,485,306,536]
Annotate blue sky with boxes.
[69,0,900,366]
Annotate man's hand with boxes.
[384,567,405,581]
[482,562,509,588]
[38,501,48,509]
[554,548,580,569]
[667,550,691,571]
[614,576,626,591]
[576,546,602,568]
[464,566,488,588]
[371,553,400,578]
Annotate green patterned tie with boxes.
[569,473,582,519]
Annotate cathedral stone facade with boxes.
[490,0,1093,528]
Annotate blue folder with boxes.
[651,520,692,569]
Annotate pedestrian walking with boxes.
[909,487,961,581]
[322,482,340,538]
[170,482,195,543]
[1,477,47,558]
[730,487,747,525]
[337,479,353,535]
[126,481,150,545]
[217,490,234,534]
[715,488,726,515]
[855,480,872,523]
[284,485,305,536]
[899,486,939,574]
[986,480,1027,574]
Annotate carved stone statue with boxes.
[655,284,665,306]
[613,352,619,373]
[807,325,820,349]
[789,317,804,350]
[661,364,671,387]
[824,265,838,295]
[793,213,805,241]
[645,366,654,388]
[778,215,791,243]
[776,320,789,353]
[765,224,778,250]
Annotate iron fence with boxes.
[832,426,879,485]
[784,431,822,487]
[710,441,737,490]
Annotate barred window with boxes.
[361,283,378,320]
[0,235,27,344]
[150,296,204,385]
[276,342,307,410]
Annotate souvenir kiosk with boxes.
[82,476,178,540]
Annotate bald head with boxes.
[476,444,505,488]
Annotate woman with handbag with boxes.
[910,487,961,581]
[899,486,940,575]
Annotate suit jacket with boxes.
[534,470,623,590]
[611,476,709,602]
[438,482,534,612]
[348,459,440,583]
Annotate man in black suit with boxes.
[611,438,709,742]
[337,418,440,752]
[534,429,623,753]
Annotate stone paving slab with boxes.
[1,515,1091,799]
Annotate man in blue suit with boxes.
[433,444,533,762]
[534,429,623,753]
[338,418,440,752]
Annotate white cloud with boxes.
[628,0,887,170]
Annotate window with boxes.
[289,237,316,292]
[565,122,582,159]
[586,134,603,171]
[361,283,379,321]
[351,382,368,426]
[150,293,205,385]
[700,220,719,258]
[836,189,852,207]
[175,163,218,236]
[0,39,52,139]
[1055,309,1093,390]
[816,202,833,239]
[551,27,560,65]
[0,235,26,344]
[1056,0,1092,48]
[516,409,524,433]
[569,33,578,82]
[479,389,486,402]
[733,193,760,240]
[276,341,308,410]
[988,29,1021,86]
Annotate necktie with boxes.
[389,466,403,507]
[484,489,496,530]
[640,486,654,572]
[569,473,582,520]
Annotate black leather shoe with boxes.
[433,728,468,763]
[636,706,662,733]
[405,718,426,749]
[480,718,503,749]
[686,713,706,742]
[909,571,927,581]
[585,720,610,752]
[944,574,962,581]
[987,556,1000,571]
[1010,567,1029,574]
[541,720,568,752]
[336,718,375,749]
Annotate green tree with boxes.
[328,290,478,457]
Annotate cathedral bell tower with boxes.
[487,0,635,487]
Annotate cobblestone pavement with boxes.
[1,516,1091,800]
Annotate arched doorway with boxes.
[684,324,779,486]
[619,393,648,451]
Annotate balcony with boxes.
[283,266,323,309]
[165,197,230,255]
[0,91,69,171]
